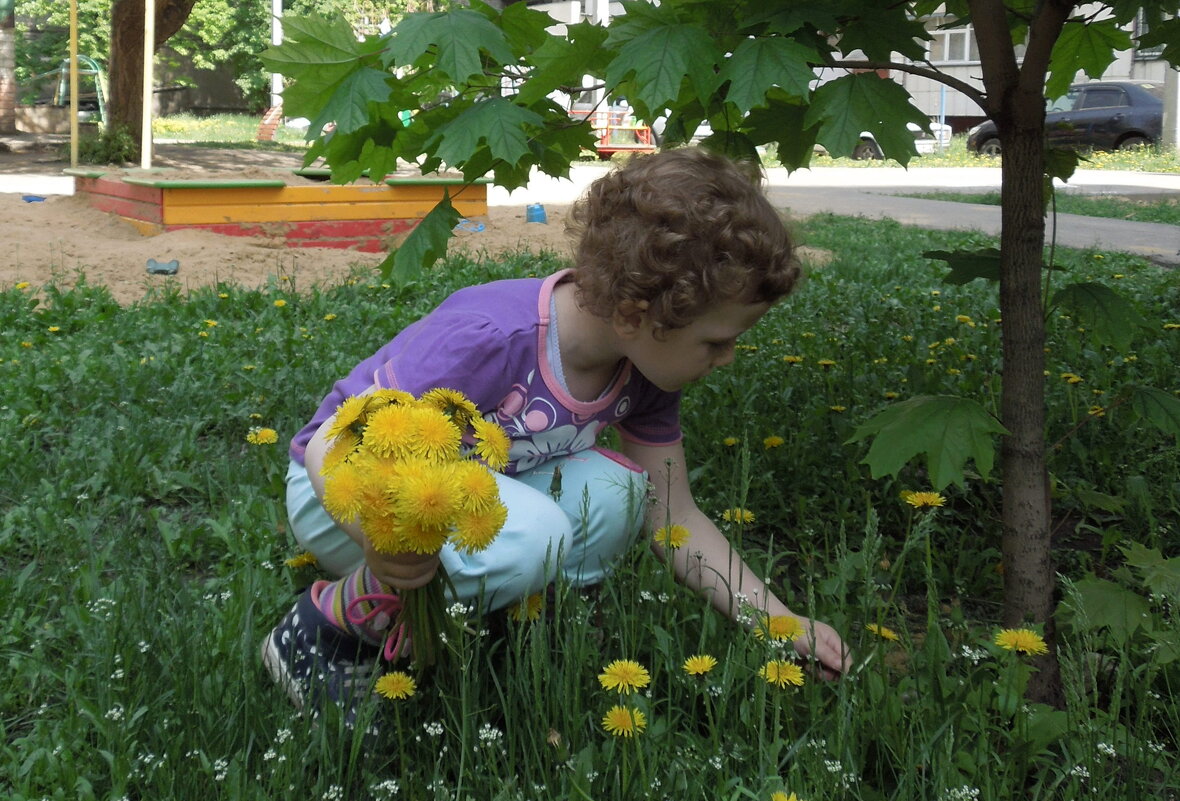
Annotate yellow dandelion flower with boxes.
[760,659,805,688]
[883,391,900,399]
[472,417,511,471]
[865,623,900,642]
[362,404,416,458]
[451,501,508,554]
[598,660,650,694]
[763,435,785,449]
[394,462,459,529]
[326,395,370,442]
[1060,372,1083,384]
[320,431,362,475]
[1164,323,1180,331]
[682,654,717,676]
[783,355,804,364]
[358,510,405,555]
[273,299,287,308]
[901,334,914,342]
[754,615,804,642]
[994,628,1048,655]
[451,460,501,513]
[323,313,337,321]
[900,490,946,509]
[246,427,278,445]
[396,518,450,555]
[284,552,318,569]
[198,331,209,338]
[955,315,973,324]
[722,436,739,447]
[654,524,691,549]
[322,464,366,523]
[420,387,479,427]
[829,405,847,413]
[816,359,836,369]
[15,281,30,290]
[365,388,416,413]
[722,507,755,524]
[508,593,544,622]
[771,793,804,801]
[375,671,416,700]
[601,705,646,737]
[1088,405,1106,418]
[48,326,61,333]
[407,406,462,462]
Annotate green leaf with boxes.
[1137,18,1180,65]
[806,74,927,165]
[838,5,930,62]
[606,24,723,112]
[310,68,393,136]
[514,23,611,107]
[745,92,819,170]
[387,8,515,81]
[1052,282,1152,353]
[497,0,554,56]
[925,248,1002,285]
[1126,385,1180,438]
[1058,576,1148,643]
[429,98,543,168]
[1044,147,1082,184]
[846,395,1008,489]
[1122,542,1180,599]
[1046,20,1130,99]
[718,38,817,114]
[261,13,377,81]
[383,194,462,286]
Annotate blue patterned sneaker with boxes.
[261,586,381,729]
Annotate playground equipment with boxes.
[66,168,489,252]
[568,106,657,158]
[25,55,108,126]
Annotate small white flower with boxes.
[104,704,125,721]
[1097,742,1116,757]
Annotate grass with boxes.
[2,217,1180,800]
[150,113,1180,174]
[901,191,1180,225]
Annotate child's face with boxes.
[622,299,772,392]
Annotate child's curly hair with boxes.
[568,148,799,336]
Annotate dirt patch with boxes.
[1,145,576,305]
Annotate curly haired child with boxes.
[262,147,852,725]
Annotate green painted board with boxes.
[121,176,288,189]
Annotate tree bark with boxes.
[969,0,1074,706]
[108,0,199,152]
[0,11,15,135]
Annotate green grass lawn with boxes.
[3,217,1179,800]
[895,190,1180,225]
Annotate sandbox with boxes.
[65,167,489,252]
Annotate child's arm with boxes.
[304,388,440,590]
[622,438,852,679]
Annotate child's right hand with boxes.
[362,541,440,590]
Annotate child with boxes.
[262,147,851,722]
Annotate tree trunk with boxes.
[0,11,15,135]
[108,0,199,153]
[970,0,1073,706]
[998,123,1063,705]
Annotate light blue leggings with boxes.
[285,447,649,612]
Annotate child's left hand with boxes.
[792,618,853,680]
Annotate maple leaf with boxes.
[387,7,515,82]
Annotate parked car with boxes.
[966,80,1164,156]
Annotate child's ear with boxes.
[612,299,650,337]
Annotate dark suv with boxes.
[966,80,1164,156]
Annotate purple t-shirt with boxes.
[290,270,682,473]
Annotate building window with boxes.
[1134,11,1164,60]
[926,16,979,64]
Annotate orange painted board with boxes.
[160,198,487,225]
[87,177,163,204]
[89,194,164,223]
[158,183,484,208]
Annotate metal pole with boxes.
[69,0,78,166]
[141,0,155,168]
[271,0,283,109]
[1164,65,1180,152]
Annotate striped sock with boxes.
[311,566,394,647]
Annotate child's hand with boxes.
[792,618,853,680]
[362,541,440,591]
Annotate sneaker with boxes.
[260,586,381,728]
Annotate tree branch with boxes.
[824,58,986,109]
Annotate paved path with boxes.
[3,138,1177,264]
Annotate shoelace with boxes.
[345,592,411,662]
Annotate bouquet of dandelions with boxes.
[319,387,511,668]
